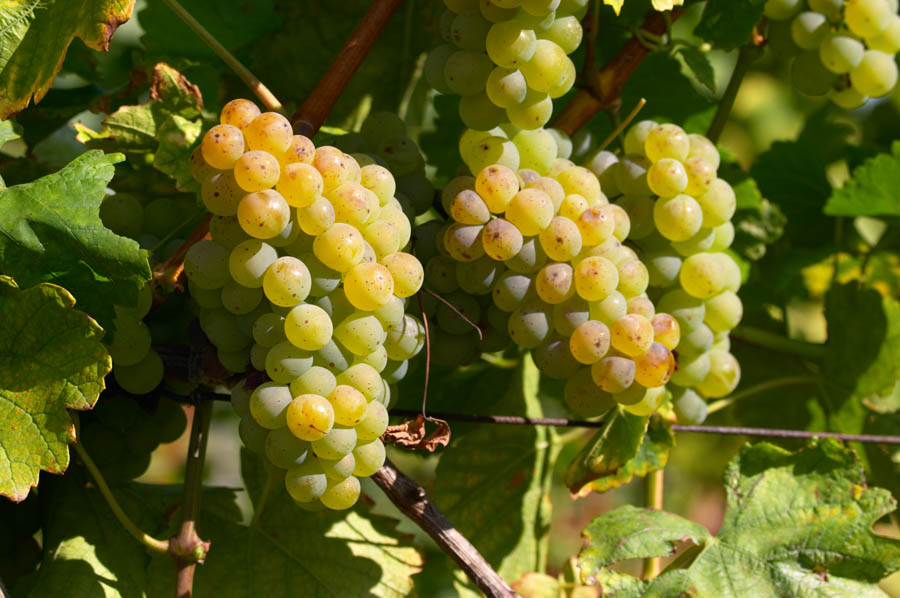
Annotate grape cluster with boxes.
[187,99,426,510]
[590,122,743,424]
[100,193,197,395]
[458,123,573,177]
[430,158,682,419]
[425,0,586,131]
[765,0,900,106]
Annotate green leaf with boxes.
[564,407,648,495]
[677,46,716,93]
[0,0,134,118]
[578,440,900,597]
[0,150,151,329]
[825,141,900,217]
[432,354,559,596]
[695,0,767,50]
[152,114,204,191]
[0,119,21,146]
[589,415,674,493]
[0,277,110,501]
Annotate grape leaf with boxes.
[677,46,716,93]
[824,141,900,217]
[695,0,767,50]
[589,416,674,493]
[0,277,110,501]
[432,354,560,596]
[577,440,900,597]
[0,119,20,146]
[0,150,151,329]
[564,407,648,495]
[0,0,134,118]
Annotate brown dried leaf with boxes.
[382,416,451,452]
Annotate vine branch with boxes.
[170,400,214,598]
[291,0,406,137]
[371,459,520,598]
[706,43,763,144]
[73,441,170,553]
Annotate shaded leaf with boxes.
[589,416,674,493]
[678,46,716,93]
[578,440,900,597]
[0,277,109,501]
[0,119,21,146]
[419,94,465,187]
[511,572,561,598]
[565,407,648,495]
[695,0,767,50]
[0,0,135,118]
[825,141,900,217]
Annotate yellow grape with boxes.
[526,177,566,211]
[237,189,291,239]
[201,171,243,216]
[313,146,357,191]
[535,262,575,304]
[233,150,281,192]
[298,198,336,236]
[573,255,618,301]
[382,252,424,297]
[285,304,333,350]
[450,189,491,225]
[633,342,675,387]
[576,205,615,246]
[610,314,654,357]
[320,475,361,510]
[244,112,293,155]
[278,134,316,166]
[591,355,636,393]
[539,216,582,262]
[444,223,485,262]
[482,218,523,261]
[558,193,589,221]
[334,311,387,356]
[286,394,334,441]
[651,313,681,350]
[379,204,412,248]
[201,124,244,170]
[328,182,379,227]
[328,384,368,426]
[336,363,384,402]
[343,262,394,311]
[644,123,690,163]
[569,320,611,365]
[506,188,554,236]
[263,256,311,307]
[363,220,401,258]
[277,163,324,208]
[360,164,396,205]
[220,98,261,129]
[475,164,520,213]
[555,166,603,204]
[313,223,366,272]
[189,145,219,184]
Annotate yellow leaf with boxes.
[652,0,685,10]
[604,0,625,15]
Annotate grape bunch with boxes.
[187,98,427,510]
[590,121,743,424]
[765,0,900,107]
[100,193,198,396]
[458,122,573,177]
[425,0,586,131]
[430,157,682,419]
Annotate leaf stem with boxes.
[160,0,283,112]
[705,376,819,415]
[642,468,665,579]
[706,44,762,144]
[73,441,170,553]
[731,325,827,360]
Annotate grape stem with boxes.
[552,8,684,136]
[730,325,827,360]
[371,459,521,598]
[250,473,274,528]
[72,440,171,553]
[290,0,406,137]
[422,287,484,340]
[159,0,283,112]
[705,375,819,415]
[152,214,211,293]
[597,97,647,152]
[706,43,763,144]
[170,400,213,598]
[642,468,665,579]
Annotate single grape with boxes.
[514,129,559,174]
[680,253,727,299]
[482,219,525,261]
[343,262,394,311]
[278,134,316,166]
[265,341,314,383]
[229,239,278,288]
[633,342,675,387]
[867,14,900,54]
[382,252,424,297]
[624,120,658,156]
[672,387,708,425]
[286,394,335,442]
[576,206,615,246]
[285,460,327,502]
[695,350,741,398]
[591,355,636,393]
[704,290,743,332]
[508,299,552,348]
[619,385,666,416]
[850,50,899,97]
[647,158,688,197]
[540,216,583,261]
[654,194,704,241]
[687,134,720,170]
[486,67,528,108]
[506,89,553,130]
[312,426,358,460]
[100,193,143,238]
[610,313,654,357]
[845,0,892,38]
[108,315,152,367]
[819,34,865,74]
[265,427,311,470]
[220,98,261,129]
[237,189,291,240]
[486,21,538,67]
[644,124,690,163]
[425,44,456,93]
[651,313,681,350]
[569,320,611,364]
[476,164,520,213]
[353,440,386,477]
[535,262,575,304]
[335,312,387,356]
[201,124,244,170]
[764,0,803,20]
[290,366,337,398]
[574,255,618,301]
[791,12,829,49]
[792,51,836,96]
[451,189,491,224]
[506,188,554,235]
[277,163,324,208]
[671,351,711,386]
[233,150,280,192]
[184,240,230,290]
[320,475,361,510]
[249,382,293,429]
[221,279,263,315]
[456,255,502,295]
[263,256,311,307]
[444,50,494,96]
[533,334,581,379]
[616,258,650,298]
[244,112,293,155]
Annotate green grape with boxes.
[436,291,482,335]
[286,394,335,441]
[533,334,581,379]
[284,304,333,351]
[610,313,654,357]
[845,0,891,37]
[379,203,412,248]
[574,255,618,301]
[519,39,569,93]
[831,85,868,108]
[320,453,356,481]
[354,344,389,372]
[538,14,582,53]
[221,279,263,315]
[239,416,268,453]
[290,366,337,398]
[696,350,741,398]
[556,166,603,204]
[265,341,314,383]
[482,219,525,261]
[613,157,652,196]
[868,14,900,53]
[627,296,655,320]
[425,44,456,93]
[633,342,675,387]
[818,34,864,74]
[114,347,164,395]
[646,249,682,287]
[653,194,703,241]
[505,236,547,273]
[539,216,582,262]
[476,164,520,213]
[320,475,361,510]
[616,258,649,298]
[535,262,575,304]
[327,385,368,426]
[672,387,708,424]
[651,313,681,350]
[252,312,285,347]
[647,158,688,197]
[710,221,735,251]
[381,359,409,385]
[460,92,507,131]
[569,320,610,364]
[190,145,220,186]
[244,112,293,155]
[201,124,244,170]
[456,255,501,295]
[360,111,407,146]
[430,329,480,366]
[250,343,268,370]
[680,252,727,299]
[444,50,494,96]
[506,89,553,130]
[266,427,310,470]
[268,216,302,249]
[644,124,690,163]
[426,255,460,293]
[249,382,292,429]
[296,198,334,236]
[792,51,836,96]
[295,252,338,297]
[809,0,844,18]
[850,50,899,97]
[687,134,720,170]
[353,440,386,477]
[486,67,528,108]
[671,351,711,386]
[619,384,665,416]
[231,380,252,417]
[481,0,519,21]
[492,271,535,312]
[451,9,492,50]
[704,290,743,332]
[527,177,566,211]
[678,323,714,356]
[335,312,387,355]
[486,21,537,67]
[591,355,635,393]
[463,134,521,173]
[450,189,491,225]
[233,150,280,192]
[209,215,247,250]
[791,11,829,49]
[513,129,558,174]
[445,222,486,261]
[563,366,614,417]
[199,309,251,351]
[508,299,551,348]
[285,460,327,502]
[229,240,277,288]
[108,315,151,366]
[237,189,291,240]
[184,240,230,290]
[506,188,554,235]
[337,364,384,402]
[312,426,357,460]
[764,0,803,19]
[278,134,316,167]
[343,262,394,311]
[552,294,589,335]
[100,193,143,239]
[262,256,311,307]
[200,171,242,217]
[623,120,657,156]
[588,150,620,194]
